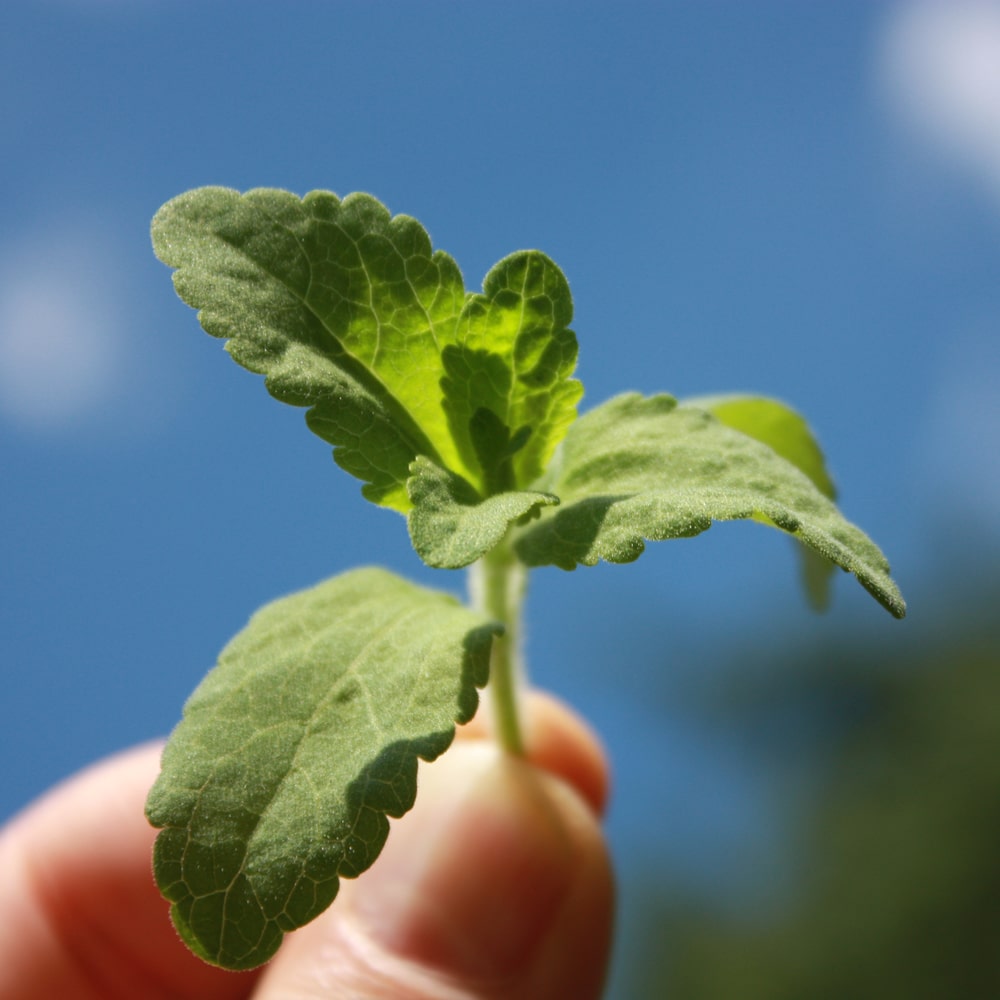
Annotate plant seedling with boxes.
[145,187,906,970]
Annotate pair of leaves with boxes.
[152,187,580,510]
[409,391,904,619]
[153,186,903,617]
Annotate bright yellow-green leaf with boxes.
[152,187,472,511]
[153,191,582,515]
[443,251,583,493]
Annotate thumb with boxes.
[254,706,614,1000]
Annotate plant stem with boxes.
[469,541,527,756]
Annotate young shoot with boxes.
[145,187,905,970]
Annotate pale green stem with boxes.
[468,541,527,756]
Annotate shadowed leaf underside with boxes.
[145,568,499,970]
[514,393,905,618]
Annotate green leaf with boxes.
[514,393,906,618]
[443,251,583,493]
[407,455,559,568]
[683,395,837,498]
[144,568,499,970]
[152,187,473,511]
[684,394,838,610]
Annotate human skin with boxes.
[0,691,613,1000]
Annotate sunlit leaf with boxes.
[443,251,582,492]
[152,187,471,510]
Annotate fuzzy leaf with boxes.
[443,251,583,493]
[145,568,498,970]
[152,187,473,511]
[683,395,837,498]
[515,393,905,618]
[684,394,839,610]
[407,456,559,568]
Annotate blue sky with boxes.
[3,1,999,991]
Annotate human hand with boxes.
[0,691,613,999]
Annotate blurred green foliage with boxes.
[624,597,1000,998]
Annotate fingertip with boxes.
[522,690,611,817]
[258,739,613,999]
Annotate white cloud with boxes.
[879,1,1000,203]
[878,5,1000,535]
[0,226,127,431]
